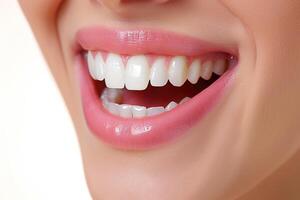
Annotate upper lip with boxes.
[75,26,238,57]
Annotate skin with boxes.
[19,0,300,199]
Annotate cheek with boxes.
[221,0,300,89]
[19,0,80,119]
[224,0,300,178]
[19,0,64,18]
[220,0,300,89]
[220,0,300,43]
[221,0,300,43]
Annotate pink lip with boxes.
[75,27,237,150]
[76,27,237,56]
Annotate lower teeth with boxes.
[101,88,190,119]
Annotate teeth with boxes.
[87,51,96,79]
[87,51,230,119]
[165,101,177,111]
[86,51,228,90]
[168,56,188,87]
[105,53,125,89]
[119,104,133,118]
[150,57,168,87]
[188,59,202,84]
[213,59,227,75]
[201,60,213,80]
[147,107,165,116]
[125,55,150,90]
[180,97,191,104]
[132,106,147,118]
[107,103,120,115]
[101,89,194,118]
[94,53,105,80]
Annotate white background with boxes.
[0,1,91,199]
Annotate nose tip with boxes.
[97,0,171,12]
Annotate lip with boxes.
[75,27,237,150]
[75,27,237,56]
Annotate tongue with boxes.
[122,76,217,107]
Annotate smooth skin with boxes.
[19,0,300,199]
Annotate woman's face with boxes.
[19,0,300,199]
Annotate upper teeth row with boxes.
[86,51,227,91]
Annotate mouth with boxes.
[75,27,238,150]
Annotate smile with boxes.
[75,27,238,150]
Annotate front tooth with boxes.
[188,59,201,84]
[213,59,226,75]
[94,53,105,80]
[147,107,165,116]
[180,97,191,104]
[168,56,188,87]
[201,60,213,80]
[119,104,132,118]
[105,53,125,89]
[108,103,120,115]
[125,55,150,90]
[165,101,177,111]
[150,57,168,87]
[132,106,147,118]
[87,51,96,79]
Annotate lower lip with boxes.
[76,56,235,150]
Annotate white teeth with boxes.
[201,60,213,80]
[147,107,165,116]
[132,106,147,118]
[168,56,188,87]
[188,59,202,84]
[87,52,228,91]
[105,53,125,89]
[165,101,177,111]
[125,55,150,90]
[87,51,96,79]
[94,53,105,81]
[119,104,133,118]
[180,97,191,104]
[88,51,230,119]
[150,57,168,87]
[107,103,120,115]
[213,59,227,75]
[101,89,193,118]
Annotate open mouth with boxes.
[87,51,232,117]
[75,27,238,150]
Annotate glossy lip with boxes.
[75,27,238,56]
[75,27,237,150]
